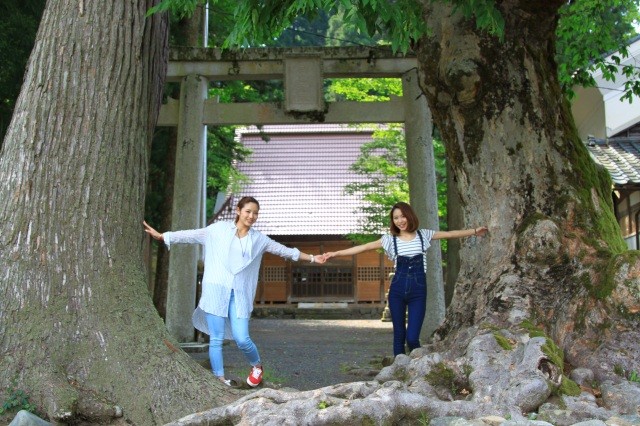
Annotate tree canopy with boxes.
[153,0,639,101]
[556,0,640,100]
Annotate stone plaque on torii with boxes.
[156,46,444,343]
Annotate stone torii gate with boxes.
[156,46,444,343]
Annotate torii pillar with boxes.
[166,74,208,342]
[402,68,445,341]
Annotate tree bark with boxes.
[416,0,640,378]
[445,161,462,306]
[0,1,235,424]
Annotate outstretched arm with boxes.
[324,238,383,260]
[433,226,488,240]
[264,237,327,264]
[143,221,164,242]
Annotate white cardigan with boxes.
[163,221,301,335]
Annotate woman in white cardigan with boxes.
[143,196,325,387]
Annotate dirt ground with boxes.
[189,318,395,390]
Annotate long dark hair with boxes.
[389,202,419,235]
[235,196,260,223]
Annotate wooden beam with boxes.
[166,46,417,81]
[157,99,406,126]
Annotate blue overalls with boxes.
[388,232,427,356]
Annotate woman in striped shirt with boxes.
[324,202,487,356]
[144,196,326,387]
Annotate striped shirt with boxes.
[163,221,300,336]
[381,229,436,271]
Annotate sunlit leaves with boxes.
[326,78,401,102]
[151,0,506,53]
[556,0,640,101]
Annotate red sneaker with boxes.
[247,365,263,387]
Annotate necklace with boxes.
[236,230,249,258]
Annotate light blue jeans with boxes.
[205,290,261,377]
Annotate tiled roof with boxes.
[216,124,385,236]
[585,136,640,185]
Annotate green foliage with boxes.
[327,78,400,102]
[267,9,332,47]
[343,126,448,244]
[613,365,640,382]
[594,251,640,300]
[0,382,38,416]
[152,0,508,53]
[210,80,283,103]
[147,0,205,19]
[425,362,457,391]
[462,363,473,380]
[219,0,427,52]
[418,412,431,425]
[344,124,410,238]
[316,400,331,409]
[542,339,564,370]
[614,364,625,376]
[519,320,565,369]
[520,319,546,338]
[325,6,382,47]
[557,376,582,397]
[518,321,581,397]
[492,331,514,350]
[425,361,472,396]
[261,369,286,384]
[556,0,640,101]
[450,0,505,39]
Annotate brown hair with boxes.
[235,196,260,223]
[389,202,419,235]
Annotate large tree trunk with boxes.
[0,1,235,424]
[416,0,640,379]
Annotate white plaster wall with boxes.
[571,38,640,139]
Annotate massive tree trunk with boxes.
[0,1,235,424]
[416,0,639,379]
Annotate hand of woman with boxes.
[323,252,336,260]
[474,226,489,237]
[143,221,163,241]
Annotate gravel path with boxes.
[190,318,395,390]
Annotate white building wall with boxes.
[572,37,640,140]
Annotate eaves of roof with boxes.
[585,136,640,185]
